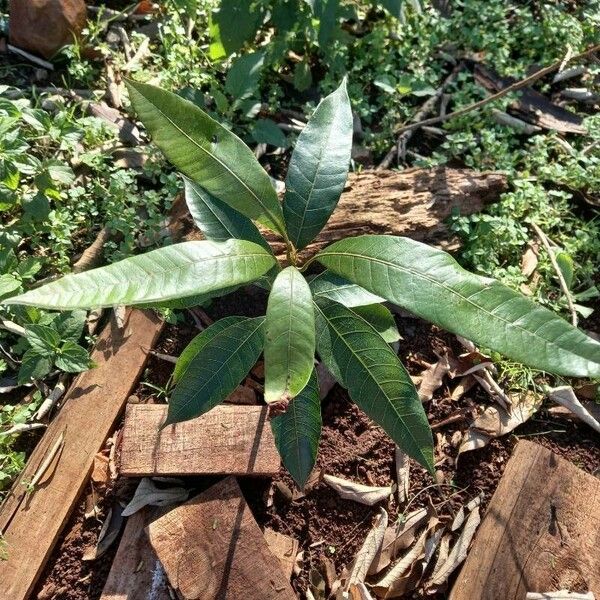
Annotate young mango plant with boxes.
[5,79,600,488]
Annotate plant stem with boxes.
[531,222,578,327]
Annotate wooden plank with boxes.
[0,309,164,600]
[120,404,280,476]
[264,528,299,581]
[146,477,296,599]
[101,509,171,600]
[450,440,600,599]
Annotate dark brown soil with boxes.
[31,285,600,600]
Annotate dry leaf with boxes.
[394,447,410,504]
[82,504,124,561]
[521,242,539,277]
[418,353,451,402]
[430,533,451,580]
[349,582,376,600]
[526,592,595,600]
[91,452,110,486]
[347,508,388,588]
[472,371,512,411]
[317,361,338,400]
[451,375,476,401]
[369,507,430,575]
[451,494,483,531]
[427,506,481,589]
[121,478,189,517]
[293,550,305,577]
[309,565,327,599]
[548,386,600,434]
[372,517,441,598]
[323,474,394,506]
[460,391,543,453]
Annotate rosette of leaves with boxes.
[6,79,600,488]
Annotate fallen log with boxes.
[0,309,164,600]
[146,477,296,599]
[450,440,600,599]
[259,167,507,261]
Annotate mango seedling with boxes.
[6,79,600,488]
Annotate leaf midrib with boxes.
[137,88,284,235]
[314,301,430,467]
[321,249,597,362]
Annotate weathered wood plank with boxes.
[146,477,296,599]
[119,404,280,477]
[101,509,171,600]
[0,309,164,600]
[450,440,600,600]
[264,528,299,581]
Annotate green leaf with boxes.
[183,178,270,250]
[555,251,574,289]
[314,298,433,472]
[0,274,21,299]
[315,235,600,378]
[264,267,315,403]
[18,349,52,384]
[25,324,60,353]
[251,119,288,148]
[173,316,247,383]
[212,0,263,57]
[351,304,400,343]
[271,369,321,488]
[166,317,265,425]
[55,341,90,373]
[309,271,384,307]
[53,310,87,341]
[5,240,276,310]
[126,80,286,236]
[293,61,312,92]
[283,78,353,249]
[225,52,265,101]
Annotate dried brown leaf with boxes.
[525,592,595,600]
[418,353,451,402]
[121,478,189,517]
[323,474,394,506]
[548,386,600,434]
[347,508,388,588]
[394,447,410,504]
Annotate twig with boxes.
[35,374,68,421]
[378,64,461,169]
[7,45,54,71]
[531,222,578,327]
[149,350,178,364]
[27,431,65,491]
[72,227,112,273]
[392,42,600,136]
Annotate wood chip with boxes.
[323,474,394,506]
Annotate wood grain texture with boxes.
[120,404,280,476]
[450,440,600,600]
[262,167,507,260]
[0,309,164,600]
[264,528,299,581]
[146,477,296,600]
[101,508,171,600]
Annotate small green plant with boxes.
[6,79,600,488]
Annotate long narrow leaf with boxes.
[126,80,286,236]
[165,316,265,426]
[315,235,600,378]
[184,177,271,250]
[283,79,353,249]
[173,316,246,383]
[315,298,434,472]
[271,369,321,488]
[5,240,275,309]
[264,267,316,403]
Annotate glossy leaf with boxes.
[225,52,265,101]
[309,271,384,307]
[351,304,400,343]
[271,369,321,488]
[126,80,286,236]
[283,79,353,249]
[315,235,600,378]
[264,267,316,403]
[165,316,265,426]
[315,298,434,472]
[184,178,270,250]
[5,240,276,310]
[173,316,246,383]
